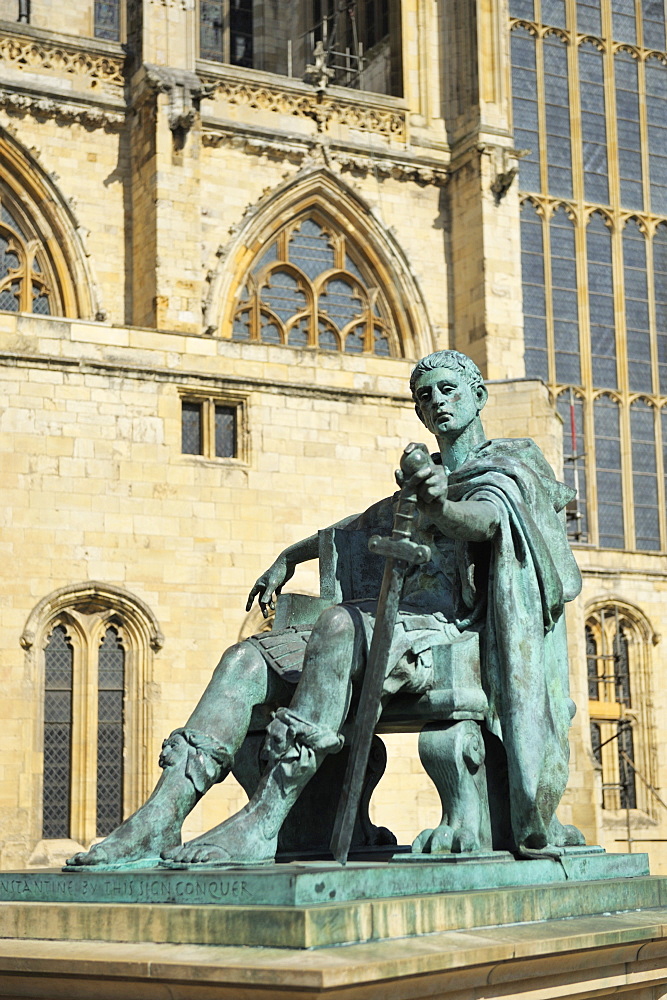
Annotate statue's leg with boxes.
[163,606,360,866]
[67,641,279,868]
[412,720,491,855]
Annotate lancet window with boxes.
[231,214,397,357]
[29,587,161,847]
[586,604,656,817]
[510,2,667,550]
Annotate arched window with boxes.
[232,214,397,356]
[0,190,58,316]
[615,51,643,211]
[579,42,609,205]
[543,33,573,198]
[557,389,587,539]
[587,603,656,815]
[511,28,541,193]
[623,220,652,392]
[594,393,624,548]
[23,584,162,847]
[551,207,580,384]
[587,213,617,389]
[520,200,547,379]
[630,399,660,550]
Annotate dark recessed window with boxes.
[181,398,240,459]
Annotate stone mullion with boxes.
[68,619,97,846]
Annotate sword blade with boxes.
[330,554,407,865]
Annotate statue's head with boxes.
[410,350,488,439]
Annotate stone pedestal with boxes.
[0,850,665,999]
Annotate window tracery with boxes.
[232,215,396,357]
[0,194,55,316]
[510,4,667,550]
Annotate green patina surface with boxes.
[0,861,658,950]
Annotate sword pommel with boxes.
[368,535,431,565]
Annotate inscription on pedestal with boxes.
[0,872,253,905]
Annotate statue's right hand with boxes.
[246,555,294,618]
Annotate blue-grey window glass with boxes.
[289,220,335,278]
[611,0,637,43]
[345,327,365,353]
[261,270,307,322]
[230,0,253,68]
[576,0,602,34]
[181,401,202,454]
[214,405,237,458]
[594,394,625,547]
[509,0,534,17]
[641,0,666,50]
[557,392,588,539]
[288,318,309,348]
[615,52,644,211]
[520,201,548,379]
[200,0,224,60]
[321,278,364,330]
[543,34,573,197]
[579,44,609,204]
[551,209,581,383]
[96,628,125,837]
[94,0,121,41]
[319,322,339,350]
[630,400,660,549]
[646,58,667,216]
[623,221,652,392]
[655,225,667,393]
[42,625,73,839]
[587,214,617,388]
[511,29,541,192]
[232,309,251,341]
[542,0,567,28]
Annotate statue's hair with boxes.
[409,350,485,399]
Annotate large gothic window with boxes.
[586,604,656,817]
[510,3,667,552]
[0,193,56,316]
[232,213,398,356]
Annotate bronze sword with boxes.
[330,442,433,865]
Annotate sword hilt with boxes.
[368,534,431,565]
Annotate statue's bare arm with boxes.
[246,513,360,617]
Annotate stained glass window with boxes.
[510,0,535,18]
[520,201,548,379]
[655,225,667,394]
[646,58,667,217]
[182,401,202,455]
[94,0,121,41]
[42,626,73,839]
[233,214,398,356]
[96,628,125,837]
[615,52,644,211]
[557,391,588,539]
[611,0,637,42]
[587,214,617,389]
[542,0,567,28]
[551,208,581,383]
[642,0,666,49]
[544,34,573,198]
[623,221,652,392]
[576,0,602,35]
[595,394,625,547]
[511,29,541,193]
[630,400,660,549]
[579,44,609,204]
[0,196,53,316]
[200,0,253,65]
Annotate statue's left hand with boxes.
[246,555,295,618]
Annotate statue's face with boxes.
[413,366,486,438]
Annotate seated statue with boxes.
[68,349,584,870]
